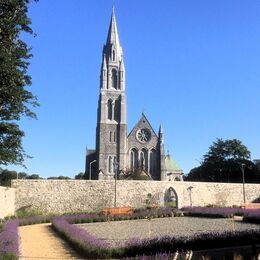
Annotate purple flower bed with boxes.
[52,217,113,258]
[243,210,260,224]
[0,220,19,259]
[51,212,260,259]
[62,207,180,225]
[181,206,248,218]
[125,252,179,259]
[123,229,260,257]
[18,215,53,226]
[63,213,106,224]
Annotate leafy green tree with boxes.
[186,138,259,183]
[75,172,84,179]
[0,169,17,186]
[26,174,41,179]
[120,168,152,180]
[203,138,250,164]
[47,176,71,180]
[0,0,38,166]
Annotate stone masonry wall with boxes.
[11,180,260,214]
[0,186,15,218]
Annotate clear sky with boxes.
[5,0,260,178]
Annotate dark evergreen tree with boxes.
[186,138,259,183]
[75,172,85,179]
[0,0,38,166]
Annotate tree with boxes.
[186,138,260,183]
[0,168,44,186]
[47,176,71,180]
[0,0,38,166]
[119,168,152,180]
[75,172,85,179]
[0,169,17,186]
[26,174,41,179]
[203,138,250,164]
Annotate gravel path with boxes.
[79,217,260,246]
[19,223,81,259]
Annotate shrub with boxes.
[243,211,260,224]
[181,206,245,218]
[0,220,19,259]
[52,217,112,258]
[51,211,260,258]
[123,229,260,257]
[18,215,53,226]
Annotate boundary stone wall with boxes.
[11,180,260,214]
[0,186,15,218]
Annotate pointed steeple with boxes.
[159,124,164,145]
[106,7,120,47]
[104,7,123,62]
[159,124,164,134]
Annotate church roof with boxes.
[128,113,157,138]
[165,154,182,172]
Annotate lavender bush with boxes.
[243,210,260,224]
[181,206,246,218]
[52,212,260,258]
[123,229,260,257]
[0,220,19,259]
[52,217,112,258]
[125,251,179,259]
[59,207,180,226]
[18,215,54,226]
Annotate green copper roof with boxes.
[165,154,181,171]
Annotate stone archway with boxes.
[164,187,178,208]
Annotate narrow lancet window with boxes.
[107,99,113,120]
[111,69,117,89]
[108,156,113,173]
[112,50,115,61]
[130,148,138,171]
[114,99,120,122]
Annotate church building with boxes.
[85,9,183,181]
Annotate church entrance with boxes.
[164,187,178,208]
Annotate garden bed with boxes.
[51,214,260,259]
[1,206,260,259]
[79,217,260,246]
[0,220,19,259]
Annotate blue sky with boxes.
[5,0,260,178]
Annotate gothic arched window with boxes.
[149,149,156,175]
[112,50,115,61]
[130,148,138,171]
[107,99,113,120]
[140,148,148,172]
[114,98,120,122]
[108,156,113,173]
[113,157,117,173]
[111,69,117,89]
[113,131,116,142]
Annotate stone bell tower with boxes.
[95,8,127,179]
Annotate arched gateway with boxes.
[164,187,178,208]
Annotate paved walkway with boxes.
[19,223,81,260]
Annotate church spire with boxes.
[104,8,123,62]
[106,7,120,47]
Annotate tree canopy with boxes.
[0,168,42,186]
[186,138,260,183]
[0,0,38,166]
